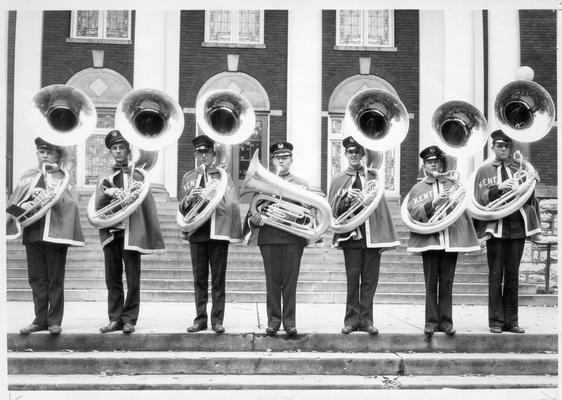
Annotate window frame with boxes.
[335,9,396,51]
[69,10,132,44]
[203,10,265,48]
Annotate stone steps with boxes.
[7,374,558,391]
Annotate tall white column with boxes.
[286,8,322,187]
[13,11,43,182]
[487,10,520,133]
[133,10,181,197]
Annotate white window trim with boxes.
[335,9,395,50]
[70,10,132,42]
[327,114,400,196]
[203,10,265,47]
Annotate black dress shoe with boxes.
[48,325,62,335]
[19,323,47,335]
[212,324,225,334]
[424,327,436,335]
[489,326,503,334]
[285,327,298,337]
[265,326,278,336]
[361,325,379,335]
[509,326,525,334]
[100,321,123,333]
[443,328,456,336]
[341,325,357,334]
[122,322,135,334]
[187,322,207,333]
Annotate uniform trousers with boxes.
[342,247,381,328]
[25,242,68,327]
[421,250,457,330]
[103,232,141,325]
[260,244,304,330]
[190,240,229,326]
[486,237,525,329]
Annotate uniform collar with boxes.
[492,157,515,167]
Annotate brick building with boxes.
[4,9,558,200]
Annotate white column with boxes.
[286,8,322,188]
[0,11,9,394]
[13,12,43,182]
[134,10,181,196]
[487,10,522,155]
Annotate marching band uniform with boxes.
[243,142,307,337]
[405,145,480,335]
[7,138,84,335]
[180,135,242,334]
[472,130,540,334]
[328,136,399,335]
[96,130,165,334]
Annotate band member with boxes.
[180,135,242,334]
[95,130,165,334]
[328,136,400,335]
[7,138,84,335]
[405,145,480,336]
[243,142,308,337]
[473,130,541,334]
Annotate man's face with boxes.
[345,147,365,168]
[110,142,130,165]
[423,158,444,174]
[194,148,216,167]
[36,148,58,166]
[272,154,293,175]
[492,141,512,161]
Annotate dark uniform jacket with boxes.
[7,167,84,246]
[94,168,165,254]
[328,166,399,249]
[472,158,541,239]
[405,174,480,253]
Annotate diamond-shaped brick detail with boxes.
[227,82,242,94]
[89,78,109,97]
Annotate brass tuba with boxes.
[333,88,408,233]
[7,85,96,240]
[87,88,184,228]
[400,101,488,234]
[240,151,332,241]
[177,90,255,232]
[466,74,555,221]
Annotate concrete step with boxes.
[7,374,559,391]
[7,289,557,305]
[7,332,558,353]
[5,277,538,295]
[8,351,557,376]
[6,267,492,283]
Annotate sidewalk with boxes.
[5,301,558,334]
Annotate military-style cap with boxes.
[420,145,445,161]
[491,129,512,144]
[35,137,59,151]
[270,141,293,157]
[342,136,364,152]
[105,130,130,149]
[192,134,215,151]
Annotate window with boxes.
[70,10,131,42]
[336,9,394,49]
[327,114,398,193]
[204,10,264,47]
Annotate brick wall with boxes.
[41,11,135,86]
[519,10,557,187]
[321,10,420,196]
[177,10,288,197]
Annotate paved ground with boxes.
[4,301,558,334]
